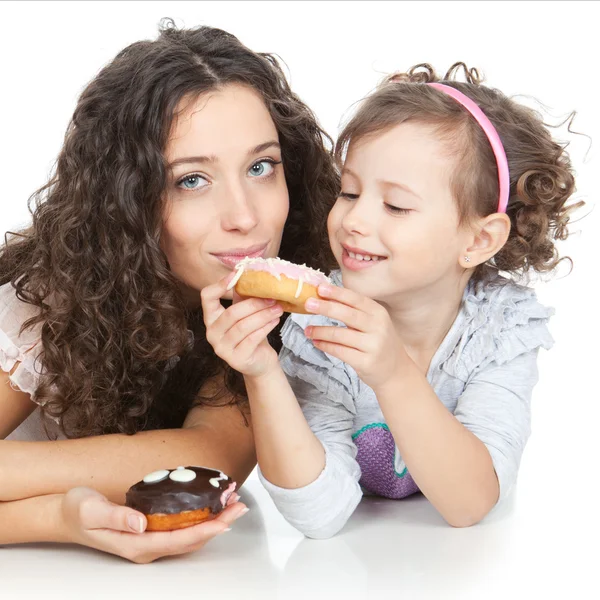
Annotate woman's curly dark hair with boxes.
[0,20,339,438]
[335,62,584,284]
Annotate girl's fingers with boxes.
[316,283,376,314]
[209,298,277,343]
[304,297,368,332]
[222,305,283,349]
[224,298,278,331]
[200,272,235,327]
[233,317,281,356]
[310,339,363,367]
[305,325,366,352]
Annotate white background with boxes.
[1,1,599,598]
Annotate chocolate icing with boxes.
[125,466,234,515]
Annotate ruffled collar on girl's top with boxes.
[280,271,554,391]
[436,275,555,382]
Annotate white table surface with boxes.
[2,467,597,600]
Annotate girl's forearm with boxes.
[1,425,253,504]
[374,364,499,527]
[244,366,325,489]
[0,494,67,544]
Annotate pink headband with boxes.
[428,82,510,213]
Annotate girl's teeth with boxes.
[347,250,382,261]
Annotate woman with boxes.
[0,20,338,562]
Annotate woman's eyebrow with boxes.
[168,141,280,169]
[247,140,280,157]
[168,155,217,168]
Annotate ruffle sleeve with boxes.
[0,282,45,400]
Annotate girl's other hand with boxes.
[60,487,248,563]
[304,284,408,390]
[201,273,283,378]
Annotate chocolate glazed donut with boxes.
[125,466,237,531]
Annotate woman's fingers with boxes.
[63,487,250,563]
[129,502,249,559]
[213,501,250,526]
[64,487,147,534]
[93,502,249,563]
[88,498,147,534]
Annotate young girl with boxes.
[202,63,582,538]
[0,21,338,559]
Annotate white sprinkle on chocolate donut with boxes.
[169,467,197,483]
[142,469,170,484]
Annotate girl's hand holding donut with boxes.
[304,284,410,390]
[201,273,284,378]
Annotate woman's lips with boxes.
[212,244,268,267]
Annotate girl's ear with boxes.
[461,213,511,268]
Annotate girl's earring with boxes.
[464,255,471,263]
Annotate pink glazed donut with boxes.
[226,257,331,314]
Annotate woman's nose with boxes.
[220,181,259,233]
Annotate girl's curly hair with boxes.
[0,20,339,438]
[335,62,583,284]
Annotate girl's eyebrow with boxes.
[378,179,422,201]
[342,166,422,201]
[168,141,281,169]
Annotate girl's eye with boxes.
[248,159,280,178]
[385,204,411,215]
[338,192,359,200]
[176,173,209,191]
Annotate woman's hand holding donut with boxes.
[304,284,409,390]
[201,273,284,378]
[60,487,247,563]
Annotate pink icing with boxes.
[232,257,331,288]
[220,482,237,508]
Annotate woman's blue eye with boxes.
[177,174,208,190]
[249,160,276,177]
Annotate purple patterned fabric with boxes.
[353,424,419,499]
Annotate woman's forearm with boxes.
[0,494,67,544]
[374,364,499,527]
[1,424,254,504]
[244,366,325,489]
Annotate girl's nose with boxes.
[341,198,372,236]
